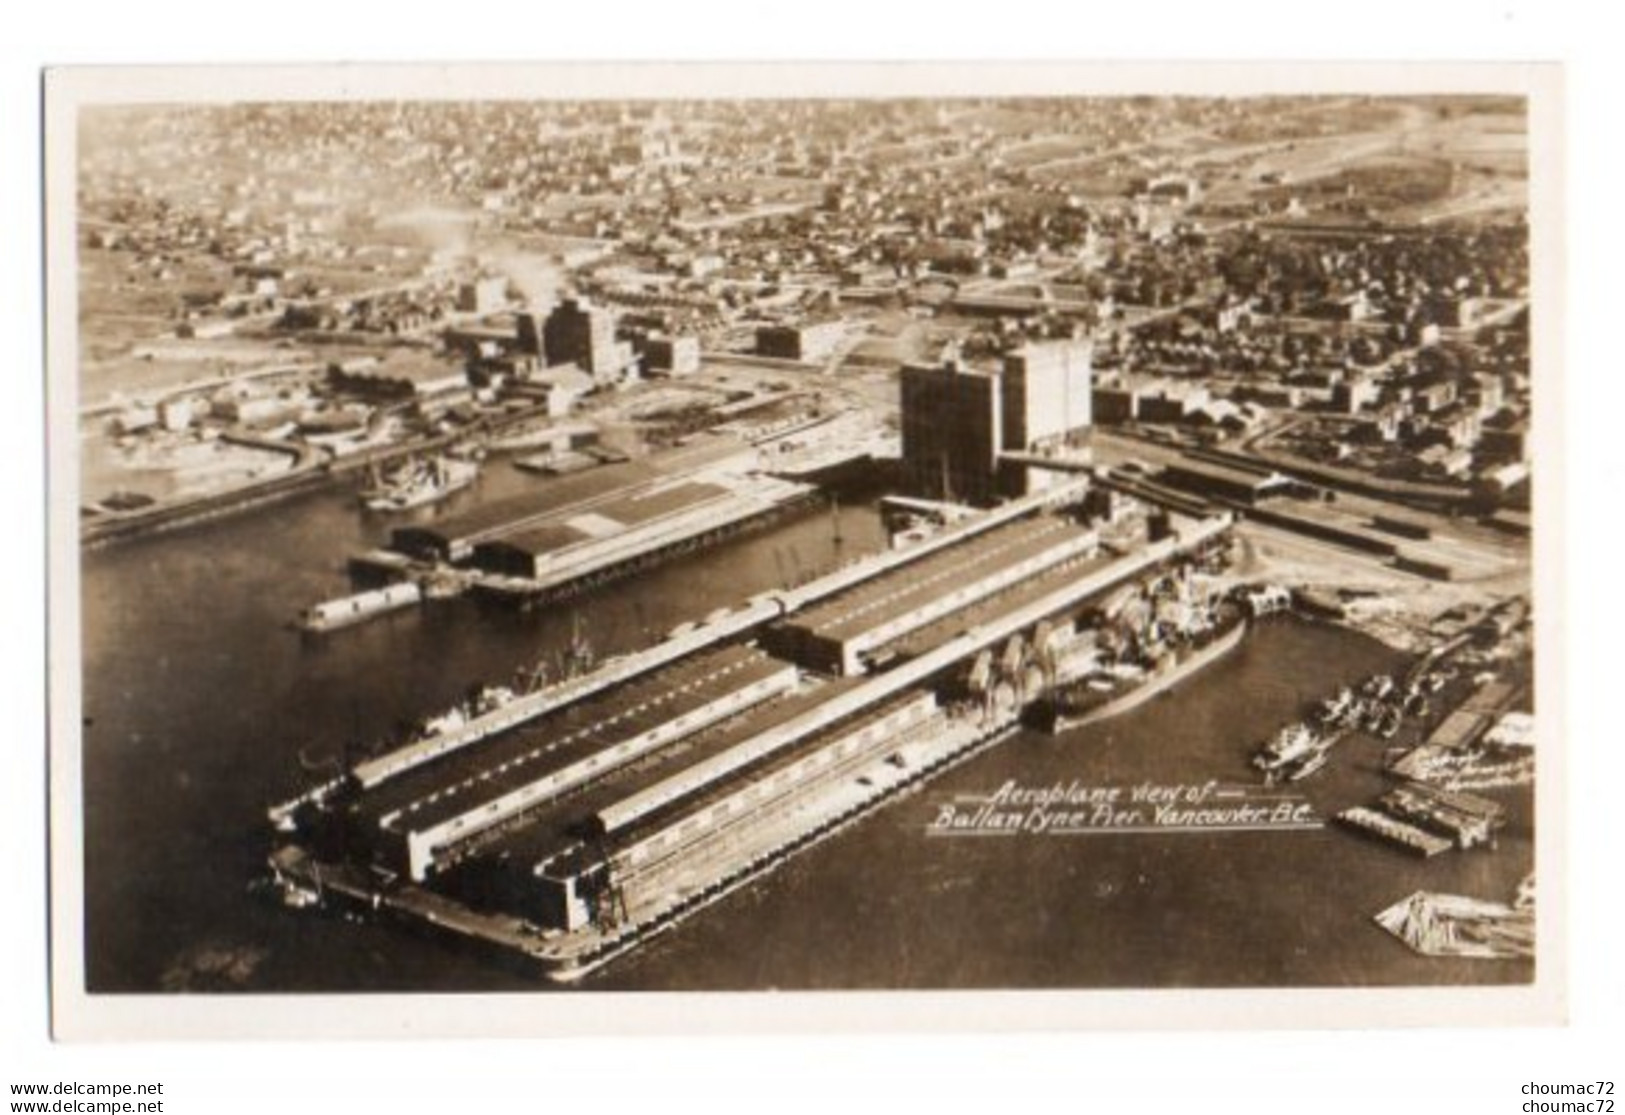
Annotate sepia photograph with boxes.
[43,61,1563,1038]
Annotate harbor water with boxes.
[78,465,1534,992]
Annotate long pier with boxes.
[269,479,1234,980]
[322,477,1092,795]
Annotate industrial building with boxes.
[1001,340,1092,452]
[899,357,1005,505]
[1138,386,1210,425]
[326,352,470,401]
[636,332,702,376]
[999,340,1093,496]
[900,340,1094,506]
[755,320,847,363]
[515,310,545,359]
[1092,384,1140,425]
[544,297,635,385]
[1159,459,1291,505]
[457,276,508,315]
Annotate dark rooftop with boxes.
[391,434,751,552]
[351,642,778,831]
[467,675,866,870]
[394,459,659,550]
[784,514,1090,644]
[599,691,936,858]
[1161,458,1285,491]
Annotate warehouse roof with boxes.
[391,435,753,553]
[393,459,659,552]
[470,676,864,869]
[784,515,1090,643]
[353,643,776,829]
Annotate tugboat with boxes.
[1316,686,1357,729]
[1254,721,1345,785]
[1285,746,1330,783]
[266,857,323,910]
[470,685,518,716]
[1362,700,1389,734]
[1361,673,1396,701]
[1255,722,1321,776]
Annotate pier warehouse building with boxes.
[351,643,802,883]
[764,514,1100,677]
[275,471,1238,975]
[471,480,741,580]
[388,436,758,564]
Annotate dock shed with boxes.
[1159,460,1291,505]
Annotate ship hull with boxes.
[1038,620,1247,735]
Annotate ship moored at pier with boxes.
[1030,592,1248,735]
[359,454,479,513]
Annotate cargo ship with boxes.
[359,455,478,513]
[1034,605,1247,734]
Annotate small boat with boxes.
[419,706,468,737]
[410,684,519,742]
[1286,750,1329,782]
[280,883,322,910]
[1362,673,1396,700]
[1317,687,1356,727]
[1255,722,1322,770]
[471,685,518,716]
[266,861,323,910]
[1255,722,1345,785]
[360,455,478,512]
